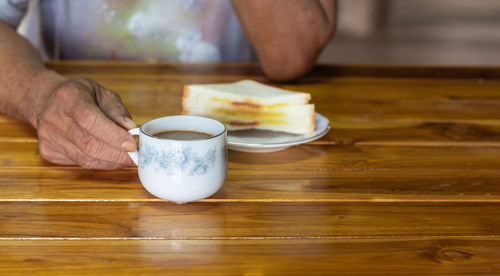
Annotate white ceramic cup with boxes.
[127,115,227,203]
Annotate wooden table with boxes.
[1,62,500,275]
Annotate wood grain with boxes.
[102,77,500,124]
[333,121,500,146]
[1,62,500,274]
[4,115,500,147]
[41,63,500,130]
[0,120,36,143]
[45,61,500,79]
[5,67,500,146]
[2,142,500,171]
[1,168,500,202]
[0,239,499,275]
[2,202,500,238]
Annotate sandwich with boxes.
[182,80,315,134]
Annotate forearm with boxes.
[0,21,137,169]
[0,20,65,127]
[232,0,336,81]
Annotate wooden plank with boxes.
[0,239,499,275]
[0,120,36,143]
[2,202,500,238]
[59,78,500,145]
[4,116,500,147]
[2,142,500,171]
[4,75,500,146]
[332,121,500,146]
[37,68,500,125]
[2,63,496,131]
[45,61,500,79]
[101,78,500,124]
[294,80,500,124]
[1,168,500,202]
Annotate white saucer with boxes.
[227,113,330,153]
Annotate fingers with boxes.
[67,100,137,153]
[38,139,75,165]
[65,81,137,153]
[73,77,136,130]
[97,88,137,130]
[64,114,135,166]
[62,79,137,151]
[38,121,133,169]
[36,78,137,169]
[53,131,131,170]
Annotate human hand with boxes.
[35,77,137,169]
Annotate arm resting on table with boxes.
[0,20,136,169]
[232,0,336,81]
[0,19,64,127]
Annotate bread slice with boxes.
[182,80,315,134]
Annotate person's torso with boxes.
[39,0,255,62]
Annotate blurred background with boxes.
[318,0,500,65]
[19,0,500,65]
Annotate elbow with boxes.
[260,52,316,82]
[259,29,336,82]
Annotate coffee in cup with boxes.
[127,115,227,203]
[151,130,213,140]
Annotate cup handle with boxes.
[127,128,140,166]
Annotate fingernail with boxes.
[121,141,137,152]
[123,117,137,129]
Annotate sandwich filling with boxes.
[209,97,290,110]
[208,96,288,127]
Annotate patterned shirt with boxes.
[0,0,256,62]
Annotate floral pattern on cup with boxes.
[139,141,217,176]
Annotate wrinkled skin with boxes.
[36,78,137,169]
